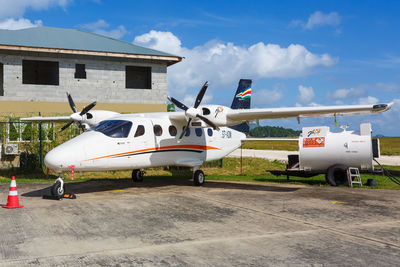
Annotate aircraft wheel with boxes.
[193,170,205,186]
[51,180,65,197]
[132,169,144,182]
[326,165,347,186]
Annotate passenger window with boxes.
[153,124,163,136]
[134,125,145,137]
[169,125,177,136]
[92,120,132,138]
[195,128,203,137]
[207,128,213,137]
[182,127,190,137]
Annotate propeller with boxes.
[168,81,219,140]
[59,92,97,132]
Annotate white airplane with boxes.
[22,80,393,197]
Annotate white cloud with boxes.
[81,19,127,39]
[133,30,337,99]
[0,0,70,19]
[331,87,366,100]
[355,96,379,105]
[0,18,42,30]
[291,11,341,30]
[252,89,283,107]
[183,93,213,106]
[376,82,400,92]
[134,30,181,55]
[297,85,315,105]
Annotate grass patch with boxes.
[242,140,298,151]
[379,137,400,155]
[243,137,400,156]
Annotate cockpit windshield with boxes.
[91,120,132,138]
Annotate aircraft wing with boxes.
[227,103,393,122]
[20,116,72,122]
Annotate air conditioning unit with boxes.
[4,144,19,155]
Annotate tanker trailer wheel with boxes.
[326,164,348,186]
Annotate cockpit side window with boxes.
[134,125,145,137]
[92,120,132,138]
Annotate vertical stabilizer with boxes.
[230,79,252,133]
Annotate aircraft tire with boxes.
[51,181,65,197]
[193,170,205,186]
[326,164,348,186]
[132,169,144,182]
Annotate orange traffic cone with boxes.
[2,176,23,209]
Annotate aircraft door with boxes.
[152,121,164,147]
[131,120,154,150]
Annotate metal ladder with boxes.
[347,167,362,187]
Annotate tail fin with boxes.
[229,79,252,133]
[231,79,252,110]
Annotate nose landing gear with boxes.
[51,174,65,197]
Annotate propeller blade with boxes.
[168,96,189,111]
[196,114,220,130]
[194,81,208,108]
[179,119,192,140]
[59,121,74,132]
[66,92,77,113]
[80,101,97,116]
[78,123,86,132]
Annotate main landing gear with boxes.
[132,169,144,182]
[51,174,65,197]
[193,167,205,186]
[130,167,205,186]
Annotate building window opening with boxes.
[22,60,59,85]
[126,66,151,89]
[75,64,86,79]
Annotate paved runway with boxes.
[0,178,399,266]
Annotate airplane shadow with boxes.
[21,176,299,197]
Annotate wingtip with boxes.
[372,102,394,112]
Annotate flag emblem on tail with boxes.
[235,87,251,100]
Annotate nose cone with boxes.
[44,149,64,171]
[44,136,88,172]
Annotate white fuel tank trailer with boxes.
[287,123,380,186]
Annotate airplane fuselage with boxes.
[44,113,245,173]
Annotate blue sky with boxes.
[0,0,399,135]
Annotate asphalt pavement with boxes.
[0,177,399,266]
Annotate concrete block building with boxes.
[0,26,182,114]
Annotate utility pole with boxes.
[38,112,43,170]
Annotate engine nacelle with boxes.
[82,110,120,128]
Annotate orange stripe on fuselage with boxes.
[86,145,221,161]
